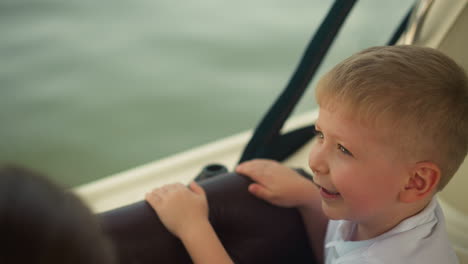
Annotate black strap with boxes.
[388,4,413,45]
[239,0,357,163]
[239,1,414,164]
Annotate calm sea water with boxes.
[0,0,412,187]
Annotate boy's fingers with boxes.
[246,170,271,186]
[160,185,171,193]
[236,159,264,171]
[147,191,161,201]
[242,172,267,186]
[236,163,268,184]
[235,160,258,173]
[145,192,161,210]
[248,183,272,201]
[166,183,180,192]
[189,181,205,196]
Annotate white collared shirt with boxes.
[324,197,459,264]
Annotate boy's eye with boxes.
[315,130,324,139]
[338,144,353,156]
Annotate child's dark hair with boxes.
[0,165,116,264]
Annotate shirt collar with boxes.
[325,197,438,257]
[326,221,375,257]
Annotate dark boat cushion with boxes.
[99,172,316,264]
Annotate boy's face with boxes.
[309,106,410,223]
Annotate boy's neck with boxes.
[351,197,433,241]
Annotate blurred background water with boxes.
[0,0,412,187]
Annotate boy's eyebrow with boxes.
[315,121,349,144]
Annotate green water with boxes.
[0,0,412,187]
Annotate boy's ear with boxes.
[399,162,441,203]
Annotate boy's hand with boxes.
[145,182,208,238]
[236,159,316,209]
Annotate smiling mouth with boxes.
[319,186,341,199]
[311,178,341,198]
[320,186,340,195]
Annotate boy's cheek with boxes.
[340,182,396,215]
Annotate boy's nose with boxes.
[308,143,329,176]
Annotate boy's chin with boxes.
[321,200,346,220]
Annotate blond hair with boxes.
[316,45,468,190]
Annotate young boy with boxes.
[145,45,468,263]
